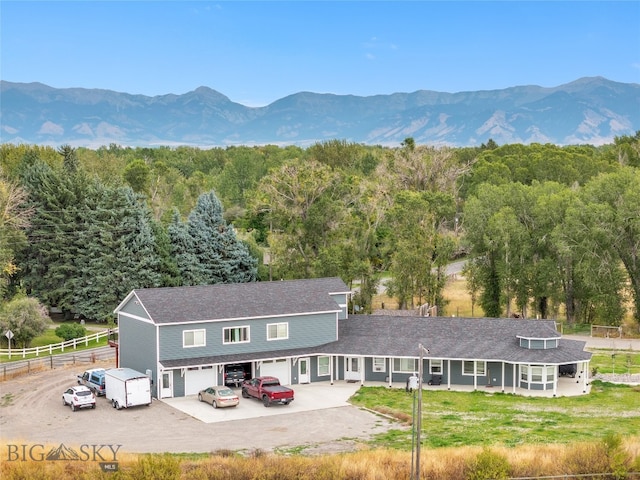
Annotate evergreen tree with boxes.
[18,155,89,316]
[73,185,163,321]
[169,191,257,285]
[168,209,208,285]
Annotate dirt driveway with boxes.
[0,360,399,455]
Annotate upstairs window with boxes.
[519,337,559,349]
[223,326,249,344]
[183,329,206,348]
[267,322,289,341]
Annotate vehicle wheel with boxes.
[212,401,217,409]
[92,404,96,409]
[241,388,249,398]
[114,401,120,410]
[198,394,202,402]
[283,401,290,405]
[112,400,117,408]
[71,403,76,412]
[62,397,67,406]
[262,395,271,407]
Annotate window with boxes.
[317,356,330,376]
[267,322,288,341]
[530,339,544,349]
[462,361,486,376]
[430,359,443,374]
[183,329,205,348]
[521,364,554,383]
[519,337,559,349]
[393,358,417,373]
[223,326,249,344]
[373,357,386,373]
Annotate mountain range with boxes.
[1,77,638,148]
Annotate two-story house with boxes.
[113,277,592,399]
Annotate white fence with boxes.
[0,328,118,359]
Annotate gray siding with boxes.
[330,293,348,319]
[118,296,150,319]
[159,312,337,361]
[118,314,157,391]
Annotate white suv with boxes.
[62,385,96,411]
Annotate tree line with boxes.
[1,134,639,345]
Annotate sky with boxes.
[1,1,639,107]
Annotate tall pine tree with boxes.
[169,191,257,285]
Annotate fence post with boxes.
[50,356,53,369]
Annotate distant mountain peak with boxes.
[1,78,638,148]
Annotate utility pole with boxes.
[411,343,430,480]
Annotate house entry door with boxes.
[161,371,173,398]
[345,357,361,382]
[299,358,310,384]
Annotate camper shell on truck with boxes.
[105,367,152,410]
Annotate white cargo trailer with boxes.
[105,367,152,410]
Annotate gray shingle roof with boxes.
[160,315,591,367]
[320,316,590,363]
[133,277,349,324]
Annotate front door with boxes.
[160,371,173,399]
[299,358,310,384]
[345,356,361,381]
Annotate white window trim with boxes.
[183,329,206,348]
[373,357,386,373]
[462,360,486,376]
[223,325,250,345]
[317,356,330,377]
[430,359,443,374]
[521,364,554,383]
[266,322,289,341]
[392,358,418,373]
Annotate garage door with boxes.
[184,367,217,396]
[260,359,290,384]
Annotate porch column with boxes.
[330,356,334,385]
[582,361,589,393]
[501,362,505,393]
[552,365,558,397]
[388,357,393,387]
[512,366,517,394]
[360,356,365,386]
[447,359,451,390]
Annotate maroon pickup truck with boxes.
[241,376,294,407]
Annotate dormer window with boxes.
[518,337,559,349]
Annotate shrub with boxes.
[54,322,87,341]
[465,448,510,480]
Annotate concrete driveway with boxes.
[162,382,362,423]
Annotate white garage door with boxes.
[184,367,216,396]
[260,359,290,384]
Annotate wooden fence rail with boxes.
[1,346,117,381]
[0,328,118,359]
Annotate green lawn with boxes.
[590,351,640,375]
[350,382,640,450]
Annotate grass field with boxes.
[351,381,640,450]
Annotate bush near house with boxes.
[54,323,87,341]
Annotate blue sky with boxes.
[2,1,639,107]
